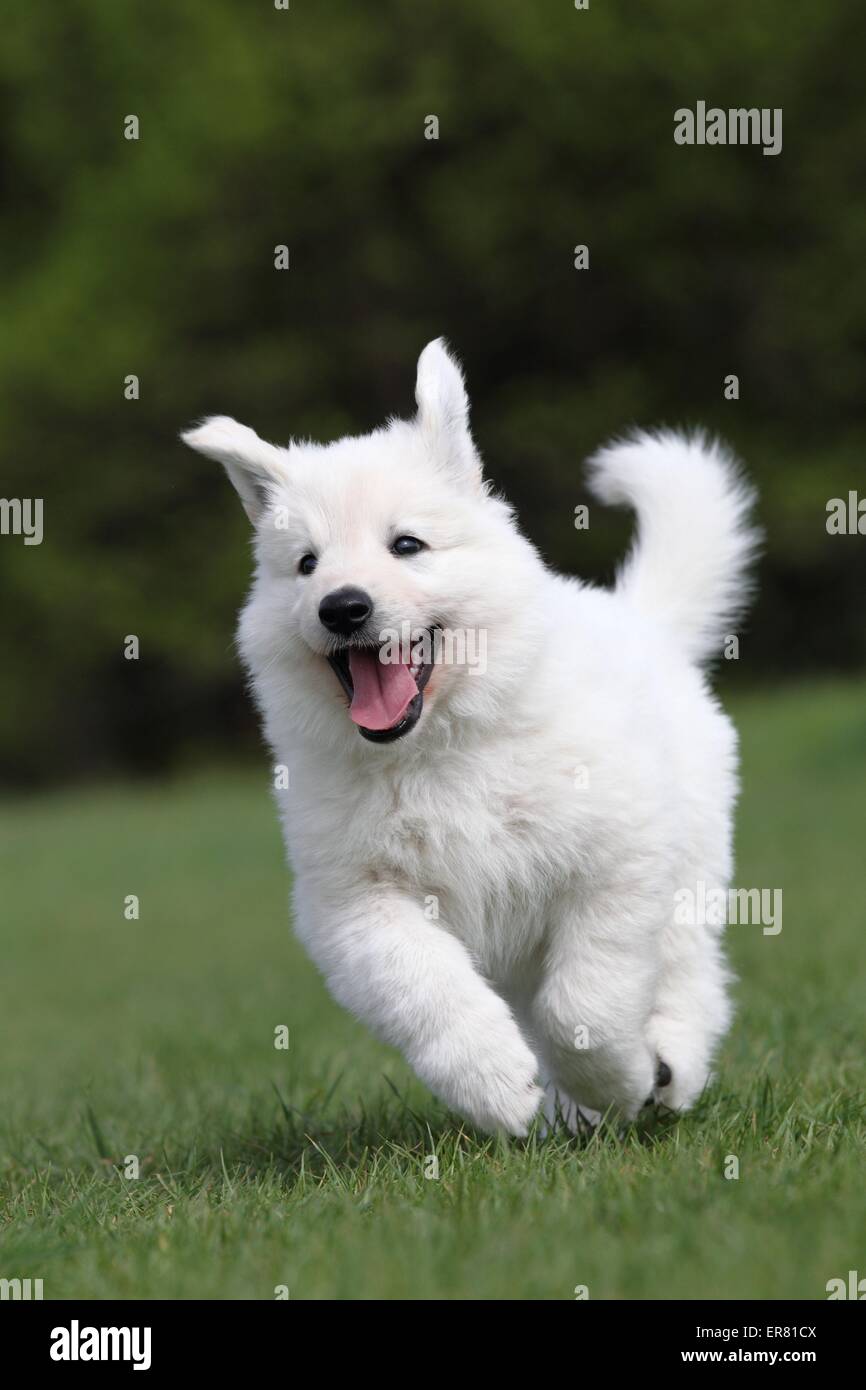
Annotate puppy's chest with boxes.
[363,767,563,910]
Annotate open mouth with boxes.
[327,633,435,743]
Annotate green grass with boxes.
[1,680,864,1300]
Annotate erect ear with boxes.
[180,415,289,524]
[415,338,482,490]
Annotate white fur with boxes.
[182,339,759,1134]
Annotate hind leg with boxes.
[530,891,660,1122]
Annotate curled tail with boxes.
[587,429,761,665]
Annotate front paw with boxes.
[413,1026,543,1137]
[646,1016,712,1111]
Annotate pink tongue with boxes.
[348,649,418,730]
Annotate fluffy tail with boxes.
[587,429,760,665]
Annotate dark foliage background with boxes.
[2,0,864,784]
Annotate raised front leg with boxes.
[296,886,543,1135]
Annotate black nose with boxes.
[318,586,373,636]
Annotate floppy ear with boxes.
[180,415,289,524]
[415,338,482,489]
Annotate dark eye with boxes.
[298,553,317,575]
[391,535,426,557]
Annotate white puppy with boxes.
[183,340,759,1134]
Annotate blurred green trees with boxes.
[1,0,864,782]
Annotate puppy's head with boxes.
[183,339,541,750]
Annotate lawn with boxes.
[1,680,864,1300]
